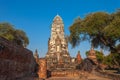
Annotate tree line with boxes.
[69,9,120,69]
[0,23,29,47]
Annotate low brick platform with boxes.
[46,77,80,80]
[51,70,81,77]
[46,76,111,80]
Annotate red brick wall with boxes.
[0,37,36,80]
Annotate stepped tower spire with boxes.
[46,15,69,57]
[46,15,71,69]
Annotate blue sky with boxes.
[0,0,120,58]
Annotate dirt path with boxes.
[17,76,111,80]
[16,72,112,80]
[46,75,111,80]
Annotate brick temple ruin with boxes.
[0,15,118,80]
[34,15,98,79]
[46,15,73,70]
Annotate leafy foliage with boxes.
[0,23,29,47]
[103,44,120,67]
[103,53,120,68]
[69,10,120,52]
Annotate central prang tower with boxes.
[46,15,71,69]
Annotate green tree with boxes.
[103,54,113,67]
[0,22,29,47]
[96,51,104,63]
[69,10,120,53]
[103,53,120,68]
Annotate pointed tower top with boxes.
[89,46,96,56]
[53,14,63,22]
[34,49,39,59]
[56,13,60,17]
[77,51,81,58]
[76,51,82,63]
[91,44,94,50]
[56,13,59,16]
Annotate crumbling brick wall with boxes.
[0,37,36,80]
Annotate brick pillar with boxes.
[76,51,82,64]
[38,58,47,79]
